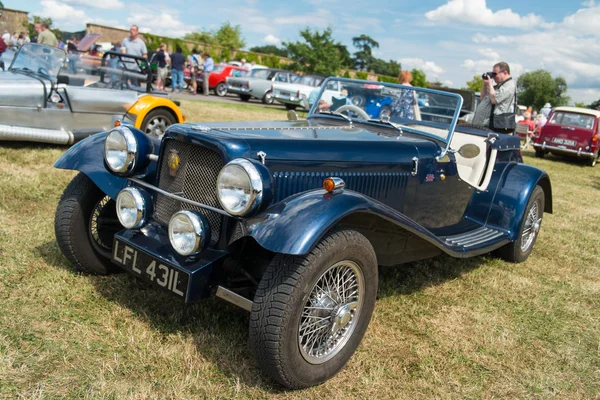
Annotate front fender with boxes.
[241,189,451,256]
[487,163,552,239]
[128,95,184,129]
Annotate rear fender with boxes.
[487,163,552,239]
[128,95,184,129]
[241,189,451,256]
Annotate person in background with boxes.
[519,111,535,131]
[170,46,186,93]
[17,33,25,47]
[155,43,170,91]
[535,113,547,132]
[240,58,247,69]
[391,70,419,120]
[472,61,516,133]
[122,25,147,58]
[1,31,10,46]
[36,22,58,47]
[202,51,214,96]
[67,37,79,74]
[11,32,18,46]
[187,48,202,95]
[540,103,552,118]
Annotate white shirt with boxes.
[2,33,10,44]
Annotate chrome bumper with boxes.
[532,142,596,158]
[227,86,251,95]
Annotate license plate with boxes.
[552,137,577,146]
[112,239,189,299]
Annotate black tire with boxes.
[239,94,251,102]
[262,90,274,105]
[285,104,297,110]
[495,185,544,263]
[249,229,378,389]
[141,108,176,138]
[535,150,545,158]
[54,173,123,275]
[214,82,228,97]
[379,105,392,119]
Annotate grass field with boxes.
[1,100,599,399]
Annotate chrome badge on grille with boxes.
[168,149,181,177]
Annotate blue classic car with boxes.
[53,78,552,389]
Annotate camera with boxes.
[482,72,497,80]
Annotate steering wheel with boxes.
[335,104,370,120]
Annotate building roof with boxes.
[553,106,600,118]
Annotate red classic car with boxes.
[184,64,249,96]
[532,106,600,167]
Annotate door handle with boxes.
[411,157,418,176]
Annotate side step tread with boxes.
[440,226,506,249]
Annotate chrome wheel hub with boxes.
[146,117,168,138]
[298,261,364,364]
[521,202,542,252]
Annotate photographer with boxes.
[473,62,516,134]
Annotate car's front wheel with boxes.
[262,90,274,105]
[249,229,378,389]
[588,152,598,167]
[141,108,176,139]
[496,185,544,263]
[55,173,123,275]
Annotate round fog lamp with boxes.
[105,127,137,174]
[116,187,147,229]
[168,211,209,256]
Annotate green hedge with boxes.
[377,75,397,83]
[355,71,368,80]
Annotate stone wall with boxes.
[86,23,131,45]
[0,8,29,36]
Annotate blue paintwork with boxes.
[54,127,160,199]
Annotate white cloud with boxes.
[477,48,500,60]
[273,9,332,28]
[472,33,514,44]
[399,57,444,78]
[127,10,197,38]
[425,0,546,29]
[561,4,600,36]
[263,34,281,45]
[39,0,88,30]
[62,0,124,10]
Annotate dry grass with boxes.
[0,100,599,399]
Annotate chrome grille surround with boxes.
[155,139,224,243]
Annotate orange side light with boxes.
[323,178,336,193]
[114,120,121,127]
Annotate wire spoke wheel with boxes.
[299,260,365,364]
[521,202,542,252]
[88,196,122,258]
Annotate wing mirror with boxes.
[452,144,481,159]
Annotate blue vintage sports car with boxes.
[53,78,552,389]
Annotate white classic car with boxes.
[226,68,298,104]
[272,74,327,110]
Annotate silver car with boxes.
[0,43,184,145]
[226,68,297,104]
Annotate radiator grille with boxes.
[155,139,224,243]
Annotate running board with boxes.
[0,124,74,145]
[441,226,506,249]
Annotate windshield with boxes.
[9,43,66,79]
[298,75,325,87]
[549,112,596,130]
[308,78,463,144]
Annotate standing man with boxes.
[170,46,186,94]
[36,23,58,47]
[187,49,202,95]
[155,43,170,91]
[473,61,516,134]
[122,25,147,59]
[202,51,214,96]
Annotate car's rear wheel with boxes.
[239,94,251,102]
[214,82,228,97]
[535,150,545,158]
[141,109,176,139]
[55,173,122,275]
[262,91,274,105]
[249,229,378,389]
[495,185,544,263]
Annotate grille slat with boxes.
[155,140,224,243]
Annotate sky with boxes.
[6,0,600,105]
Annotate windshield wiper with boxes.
[367,118,403,133]
[317,110,352,124]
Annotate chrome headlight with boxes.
[116,187,148,229]
[104,127,137,174]
[217,159,263,216]
[168,211,209,256]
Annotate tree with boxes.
[589,99,600,109]
[184,30,217,46]
[411,68,428,88]
[463,75,483,92]
[215,21,246,58]
[370,58,401,77]
[248,45,288,57]
[352,34,379,71]
[517,69,570,110]
[283,27,346,76]
[0,1,4,8]
[335,43,353,69]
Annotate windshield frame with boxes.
[9,43,67,80]
[307,77,463,158]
